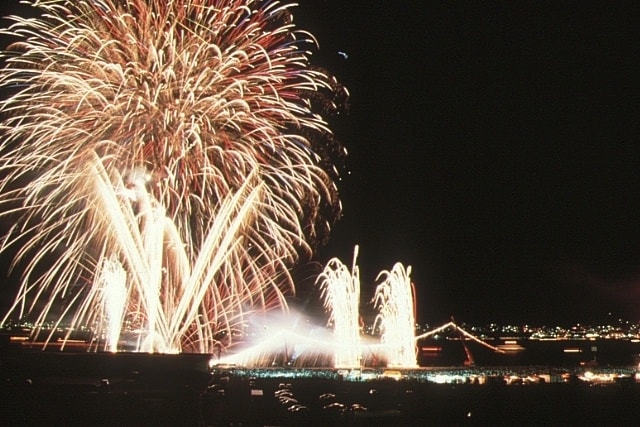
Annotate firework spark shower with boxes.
[373,263,418,367]
[0,0,347,352]
[317,246,362,368]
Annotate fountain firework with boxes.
[317,246,362,368]
[204,252,420,369]
[0,0,347,353]
[373,263,418,368]
[97,256,128,353]
[256,248,419,369]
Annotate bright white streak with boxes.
[98,256,127,353]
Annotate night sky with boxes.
[297,1,640,325]
[1,1,639,326]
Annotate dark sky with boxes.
[1,1,639,326]
[297,1,640,325]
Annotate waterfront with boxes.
[417,336,640,367]
[3,340,640,426]
[200,371,640,426]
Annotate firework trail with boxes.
[0,0,347,352]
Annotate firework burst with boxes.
[0,0,347,352]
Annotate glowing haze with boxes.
[0,0,347,353]
[215,251,420,369]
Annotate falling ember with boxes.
[373,263,418,368]
[0,0,347,353]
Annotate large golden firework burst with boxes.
[0,0,347,352]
